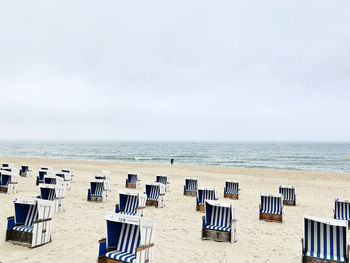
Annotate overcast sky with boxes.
[0,1,349,141]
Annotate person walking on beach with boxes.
[170,158,174,165]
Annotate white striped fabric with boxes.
[105,251,136,263]
[91,182,104,196]
[260,195,282,215]
[14,204,38,233]
[279,186,295,201]
[303,217,348,262]
[207,205,231,232]
[124,195,138,214]
[147,185,160,201]
[117,224,140,254]
[224,181,239,195]
[334,199,350,221]
[198,189,215,205]
[185,179,197,192]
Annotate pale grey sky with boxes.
[0,0,349,141]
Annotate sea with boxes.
[0,141,349,173]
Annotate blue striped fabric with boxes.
[156,176,167,185]
[260,195,282,215]
[279,186,295,201]
[13,204,38,233]
[41,188,56,201]
[303,217,347,262]
[146,185,160,201]
[91,182,104,197]
[44,177,56,185]
[206,205,232,232]
[224,181,239,195]
[334,199,350,221]
[185,179,197,192]
[105,223,140,263]
[198,189,216,205]
[123,195,138,214]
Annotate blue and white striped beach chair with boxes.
[20,165,33,177]
[98,212,156,263]
[279,185,296,205]
[0,171,19,194]
[224,180,239,199]
[202,200,237,243]
[115,190,147,217]
[145,182,165,208]
[155,175,170,192]
[39,184,65,213]
[6,197,54,248]
[259,193,283,222]
[36,169,51,186]
[196,187,218,211]
[88,179,109,202]
[184,178,199,196]
[125,173,141,189]
[302,216,349,262]
[334,199,350,224]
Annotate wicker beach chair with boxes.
[279,185,296,206]
[6,197,54,248]
[155,175,170,192]
[145,182,165,208]
[184,178,199,197]
[115,190,147,217]
[202,200,237,243]
[36,169,52,186]
[196,187,218,212]
[302,216,349,262]
[259,193,283,222]
[88,179,109,202]
[97,212,156,263]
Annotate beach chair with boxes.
[61,168,74,182]
[115,190,147,217]
[125,173,141,189]
[20,165,33,177]
[97,212,156,263]
[184,178,199,197]
[202,200,237,243]
[0,171,19,194]
[6,197,54,248]
[95,170,111,190]
[196,187,218,212]
[224,180,239,200]
[36,169,51,186]
[334,198,350,226]
[87,179,109,202]
[39,184,65,213]
[279,185,296,206]
[56,172,71,190]
[302,216,349,262]
[43,175,64,187]
[145,182,165,208]
[155,175,170,192]
[259,193,283,222]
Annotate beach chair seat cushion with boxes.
[206,225,231,232]
[105,251,136,263]
[225,189,238,194]
[13,225,33,233]
[119,211,136,216]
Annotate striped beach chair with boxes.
[259,193,283,222]
[36,169,51,186]
[224,180,239,200]
[302,216,349,262]
[145,182,165,208]
[61,168,74,182]
[39,184,65,213]
[88,179,109,202]
[156,175,170,192]
[334,199,350,224]
[115,190,147,217]
[196,187,218,212]
[279,185,296,206]
[6,197,54,248]
[0,171,19,194]
[20,165,33,177]
[202,200,237,243]
[56,172,72,190]
[184,178,199,197]
[97,212,156,263]
[125,173,141,189]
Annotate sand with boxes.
[0,157,349,263]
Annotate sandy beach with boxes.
[0,157,349,263]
